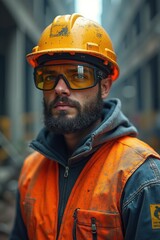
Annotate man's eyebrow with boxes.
[43,69,57,74]
[42,65,92,74]
[66,68,79,73]
[66,67,92,74]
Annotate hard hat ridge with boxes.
[26,13,119,81]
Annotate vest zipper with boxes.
[58,165,70,238]
[64,166,69,177]
[72,208,79,240]
[91,217,97,240]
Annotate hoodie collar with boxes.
[30,98,138,165]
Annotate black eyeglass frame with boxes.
[34,63,109,91]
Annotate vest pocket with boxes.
[73,208,122,240]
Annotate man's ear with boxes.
[101,78,112,99]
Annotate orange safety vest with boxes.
[19,136,160,240]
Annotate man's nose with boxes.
[54,77,70,96]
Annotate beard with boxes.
[43,88,103,134]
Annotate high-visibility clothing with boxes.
[19,136,159,239]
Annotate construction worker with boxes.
[10,14,160,240]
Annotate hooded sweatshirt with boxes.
[30,98,138,162]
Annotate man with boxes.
[10,13,160,239]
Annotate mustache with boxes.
[44,96,81,112]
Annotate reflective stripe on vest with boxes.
[19,136,160,240]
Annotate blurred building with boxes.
[102,0,160,151]
[0,0,75,165]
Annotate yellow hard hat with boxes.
[26,13,119,81]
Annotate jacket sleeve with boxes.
[121,157,160,240]
[9,190,28,240]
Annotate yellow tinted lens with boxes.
[35,67,56,90]
[66,65,95,89]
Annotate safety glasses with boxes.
[34,63,108,91]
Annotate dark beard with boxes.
[43,89,103,134]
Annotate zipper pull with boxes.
[73,208,79,220]
[91,217,97,240]
[64,166,69,177]
[72,208,79,240]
